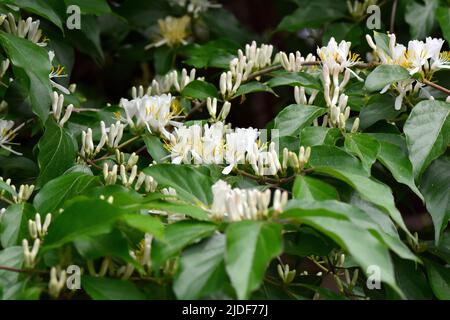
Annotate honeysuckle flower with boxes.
[0,58,9,78]
[0,119,24,155]
[220,70,242,98]
[0,13,46,46]
[317,37,361,74]
[28,213,51,240]
[280,51,316,72]
[223,127,260,174]
[209,180,288,221]
[48,51,70,94]
[103,163,118,185]
[22,238,40,268]
[120,93,181,139]
[294,86,318,105]
[48,267,67,298]
[145,15,191,49]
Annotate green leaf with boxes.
[273,104,327,137]
[424,260,450,300]
[309,145,366,176]
[225,221,282,299]
[0,203,35,247]
[277,0,346,32]
[181,80,218,100]
[43,198,125,249]
[120,214,164,239]
[299,126,341,147]
[74,229,137,266]
[0,31,52,122]
[144,164,216,205]
[404,100,450,179]
[37,119,77,186]
[284,228,335,257]
[437,7,450,43]
[369,134,423,200]
[405,0,438,39]
[34,172,101,214]
[282,201,405,296]
[3,0,63,30]
[233,82,275,97]
[142,134,169,163]
[344,133,380,174]
[373,31,390,55]
[0,247,23,289]
[152,221,217,270]
[359,94,402,129]
[0,179,16,198]
[266,71,321,90]
[292,176,339,201]
[82,276,146,300]
[64,0,111,15]
[365,65,410,91]
[420,157,450,244]
[174,234,227,299]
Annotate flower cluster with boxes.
[168,121,311,176]
[210,179,288,221]
[366,34,450,109]
[119,93,181,139]
[171,0,221,17]
[51,92,73,127]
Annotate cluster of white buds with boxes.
[246,142,282,176]
[117,151,139,168]
[120,164,138,187]
[28,213,52,240]
[282,146,311,173]
[206,97,231,122]
[229,41,274,79]
[22,238,40,268]
[12,184,35,204]
[210,180,288,221]
[322,63,351,108]
[325,94,360,132]
[132,68,199,97]
[100,121,124,150]
[294,86,318,105]
[280,51,316,72]
[135,172,158,193]
[0,13,46,46]
[48,267,67,298]
[51,92,73,127]
[103,163,118,185]
[219,70,242,99]
[277,263,296,284]
[0,58,9,78]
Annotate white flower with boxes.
[0,119,24,155]
[48,51,70,94]
[317,37,360,73]
[120,93,180,139]
[1,13,46,46]
[222,127,259,174]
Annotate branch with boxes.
[0,265,48,275]
[390,0,399,34]
[422,78,450,95]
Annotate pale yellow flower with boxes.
[145,16,191,49]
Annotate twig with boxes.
[390,0,399,34]
[0,265,48,275]
[422,78,450,95]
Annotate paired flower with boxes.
[0,119,24,155]
[48,51,70,94]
